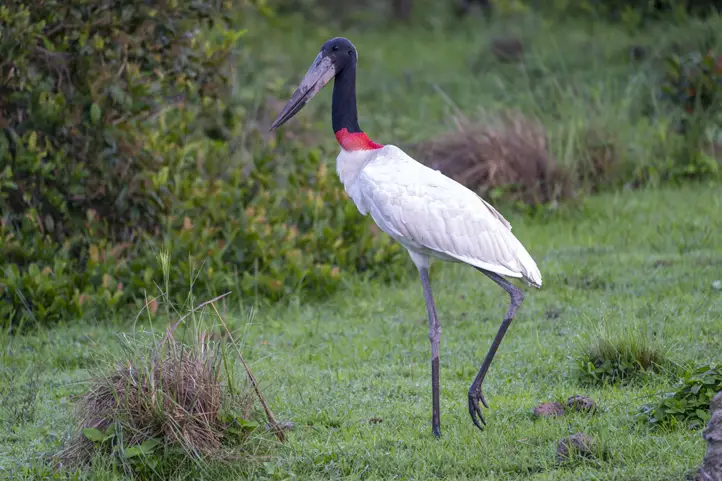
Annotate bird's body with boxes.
[270,36,543,438]
[336,143,542,285]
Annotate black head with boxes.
[319,37,357,72]
[270,37,358,131]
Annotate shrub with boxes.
[640,364,722,430]
[575,323,667,385]
[412,110,573,207]
[0,0,244,326]
[0,1,409,329]
[660,49,722,178]
[662,49,722,116]
[0,0,239,238]
[545,0,721,22]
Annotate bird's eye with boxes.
[332,45,339,52]
[348,50,353,55]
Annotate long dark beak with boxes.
[270,54,336,131]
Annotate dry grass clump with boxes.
[491,36,525,63]
[84,332,226,453]
[414,110,573,206]
[57,325,274,476]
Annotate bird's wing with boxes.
[358,148,541,285]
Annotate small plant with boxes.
[660,49,722,179]
[639,364,722,430]
[575,322,667,385]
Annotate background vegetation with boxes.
[1,0,721,328]
[1,0,721,479]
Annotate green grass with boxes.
[2,183,721,480]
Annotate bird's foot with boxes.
[468,384,489,431]
[432,423,441,438]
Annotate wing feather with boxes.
[357,147,542,286]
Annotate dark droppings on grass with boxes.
[556,433,599,462]
[561,274,615,291]
[533,402,566,418]
[567,395,597,415]
[545,307,562,320]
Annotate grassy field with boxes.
[3,6,722,481]
[2,183,721,480]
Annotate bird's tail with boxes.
[513,238,542,288]
[521,257,542,289]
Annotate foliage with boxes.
[662,49,722,115]
[265,0,388,27]
[544,0,719,22]
[0,0,239,326]
[0,0,408,329]
[575,323,667,385]
[640,364,722,430]
[0,0,238,238]
[660,49,722,178]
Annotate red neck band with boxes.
[334,128,384,151]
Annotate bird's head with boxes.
[270,37,357,131]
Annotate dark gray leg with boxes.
[468,268,525,430]
[418,267,442,438]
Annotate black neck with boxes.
[332,61,361,133]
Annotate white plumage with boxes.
[336,144,542,287]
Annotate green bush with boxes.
[0,1,408,329]
[662,49,722,115]
[660,49,722,178]
[640,364,722,429]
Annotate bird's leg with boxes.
[468,268,525,431]
[418,267,442,438]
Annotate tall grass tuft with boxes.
[56,254,280,478]
[575,321,669,386]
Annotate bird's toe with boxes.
[468,388,488,431]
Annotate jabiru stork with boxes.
[270,37,542,438]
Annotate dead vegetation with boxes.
[409,108,633,206]
[80,332,227,453]
[57,322,279,476]
[491,36,525,63]
[413,110,573,206]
